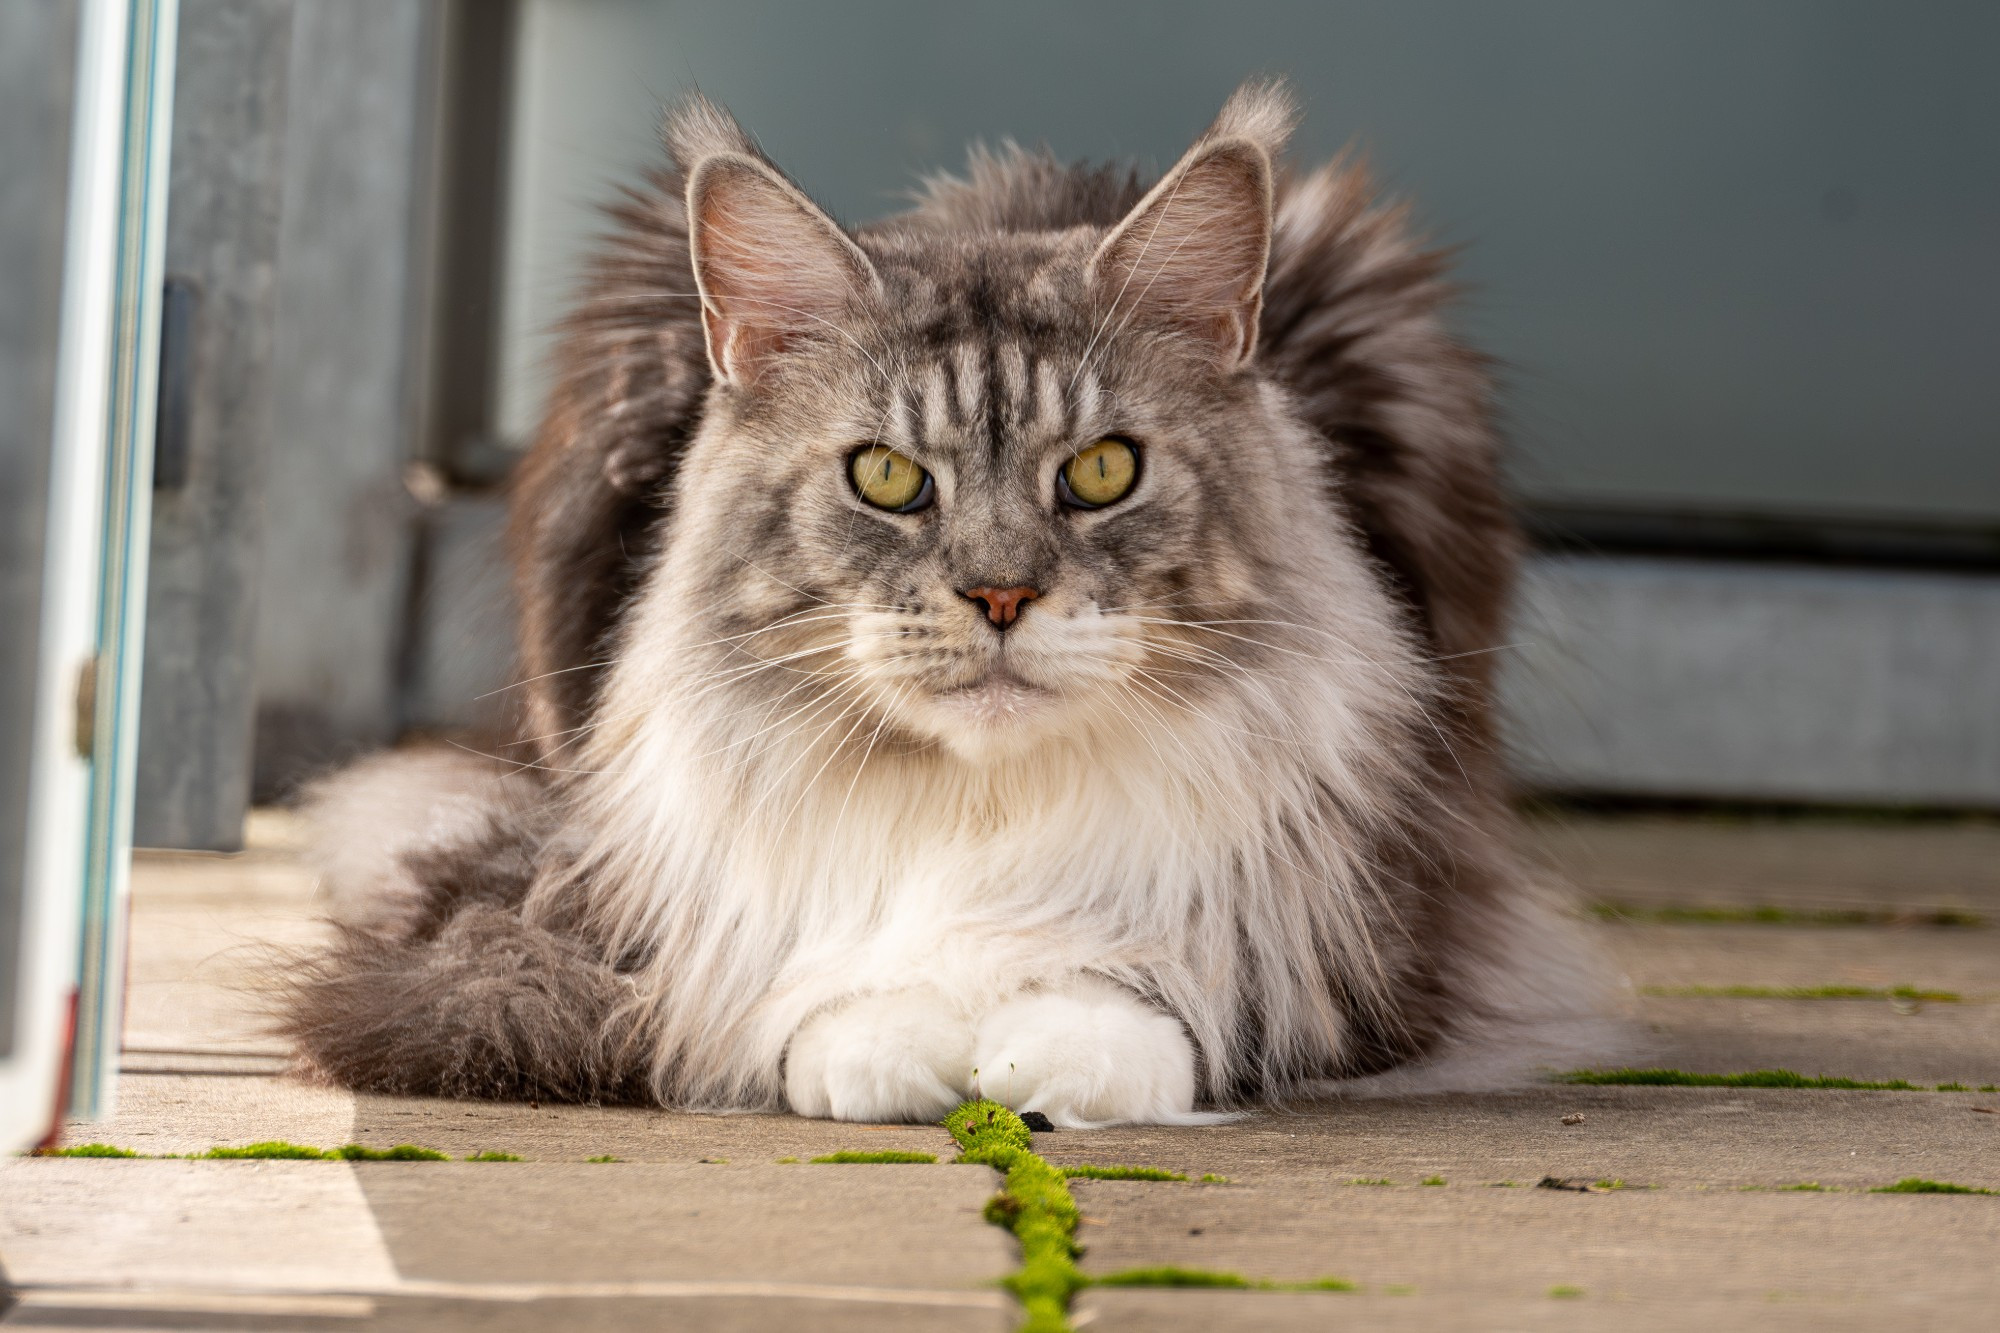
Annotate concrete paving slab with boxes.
[356,1163,1009,1289]
[125,846,325,1057]
[1078,1288,1981,1333]
[354,1294,1006,1333]
[1606,922,2000,995]
[1641,994,2000,1085]
[1071,1186,2000,1329]
[1524,814,2000,917]
[65,1072,355,1156]
[1034,1087,2000,1190]
[2,1291,1001,1333]
[348,1094,961,1163]
[0,1160,398,1292]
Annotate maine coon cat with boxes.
[284,82,1599,1126]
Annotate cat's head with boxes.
[649,85,1363,764]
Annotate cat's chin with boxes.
[913,673,1066,762]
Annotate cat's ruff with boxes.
[278,81,1614,1125]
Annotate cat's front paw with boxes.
[784,989,975,1123]
[972,978,1213,1127]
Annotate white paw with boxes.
[972,978,1216,1128]
[784,989,976,1123]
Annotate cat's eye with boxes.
[1059,437,1139,508]
[850,445,934,512]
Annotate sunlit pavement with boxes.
[3,813,1997,1330]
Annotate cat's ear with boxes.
[682,139,877,386]
[1089,82,1295,367]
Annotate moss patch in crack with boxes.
[464,1151,523,1162]
[1061,1164,1187,1182]
[1559,1067,1948,1091]
[34,1141,455,1161]
[586,1155,621,1163]
[810,1150,938,1164]
[1095,1267,1355,1292]
[948,1099,1083,1333]
[1590,903,1984,928]
[946,1100,1361,1329]
[1348,1176,1395,1186]
[1872,1178,1998,1195]
[1640,984,1962,1002]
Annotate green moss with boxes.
[585,1155,620,1163]
[1348,1176,1394,1186]
[946,1099,1361,1329]
[1981,1085,1999,1093]
[1198,1173,1230,1184]
[1559,1067,1928,1091]
[1420,1175,1446,1187]
[810,1150,938,1164]
[1871,1178,1997,1195]
[1591,903,1983,928]
[198,1141,329,1160]
[1548,1285,1586,1299]
[945,1099,1034,1153]
[464,1151,522,1162]
[1640,984,1962,1002]
[35,1139,450,1161]
[332,1144,450,1161]
[774,1156,799,1164]
[1092,1267,1355,1292]
[1095,1266,1251,1289]
[947,1100,1084,1332]
[1061,1164,1187,1182]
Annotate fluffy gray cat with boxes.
[283,82,1602,1126]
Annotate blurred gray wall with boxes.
[496,0,2000,526]
[123,0,2000,820]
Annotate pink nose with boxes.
[961,585,1039,629]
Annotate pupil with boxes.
[1096,454,1108,479]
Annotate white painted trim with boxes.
[0,0,177,1153]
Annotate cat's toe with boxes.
[784,990,975,1123]
[973,979,1210,1127]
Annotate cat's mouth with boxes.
[932,668,1052,724]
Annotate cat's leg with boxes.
[784,988,977,1123]
[972,976,1219,1128]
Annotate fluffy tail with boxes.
[275,750,654,1103]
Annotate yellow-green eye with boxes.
[850,445,933,512]
[1060,437,1139,508]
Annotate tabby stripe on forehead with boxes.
[1034,355,1067,437]
[916,359,953,448]
[981,340,1006,454]
[934,353,963,431]
[999,343,1031,429]
[952,343,984,434]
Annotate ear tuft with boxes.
[1205,78,1299,162]
[1089,110,1277,367]
[663,92,760,171]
